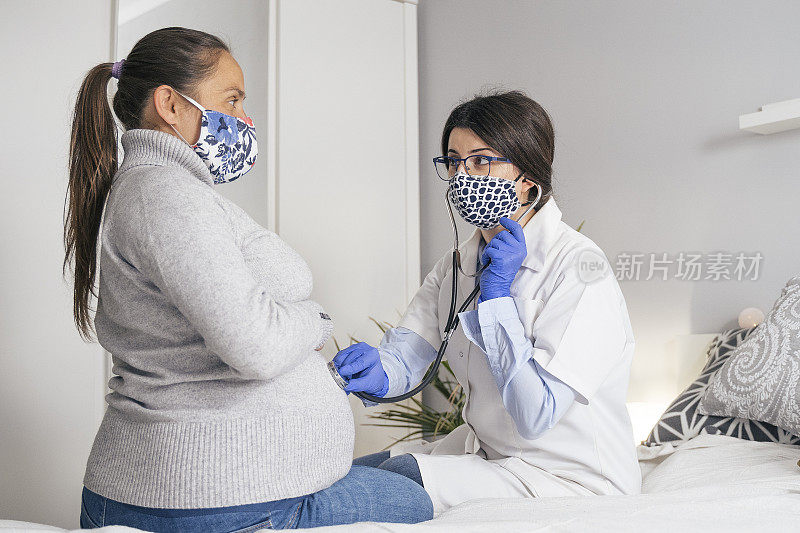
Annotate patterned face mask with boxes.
[170,90,258,184]
[447,170,524,229]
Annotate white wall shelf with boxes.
[739,98,800,134]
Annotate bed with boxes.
[2,433,798,532]
[296,433,800,531]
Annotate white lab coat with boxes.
[390,197,641,515]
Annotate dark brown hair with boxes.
[63,27,229,341]
[441,89,555,205]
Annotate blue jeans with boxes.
[79,465,432,531]
[353,451,424,487]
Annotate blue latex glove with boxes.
[332,342,389,396]
[479,217,528,303]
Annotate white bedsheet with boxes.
[3,434,798,532]
[291,434,800,532]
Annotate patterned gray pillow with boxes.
[698,276,800,436]
[644,327,799,446]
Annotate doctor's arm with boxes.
[462,252,629,438]
[460,298,577,440]
[461,216,576,438]
[331,327,437,407]
[378,327,438,398]
[332,252,450,405]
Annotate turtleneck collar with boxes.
[116,128,214,188]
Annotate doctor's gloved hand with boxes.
[332,342,389,397]
[479,216,527,303]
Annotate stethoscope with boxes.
[329,175,543,404]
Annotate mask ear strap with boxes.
[170,89,204,147]
[174,89,205,112]
[515,173,543,208]
[169,123,193,147]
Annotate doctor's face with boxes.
[447,127,535,204]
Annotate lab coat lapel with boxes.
[452,228,483,456]
[456,229,483,307]
[519,197,563,272]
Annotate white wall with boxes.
[0,1,113,529]
[271,0,420,456]
[417,0,800,404]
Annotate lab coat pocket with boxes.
[512,297,544,342]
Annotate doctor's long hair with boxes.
[441,90,555,206]
[63,27,229,341]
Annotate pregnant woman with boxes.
[333,90,642,513]
[64,27,431,531]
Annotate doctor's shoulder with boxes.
[543,224,619,295]
[421,246,459,286]
[548,224,634,340]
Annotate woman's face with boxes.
[447,127,535,207]
[191,51,249,120]
[152,51,249,144]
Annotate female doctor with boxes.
[332,90,641,514]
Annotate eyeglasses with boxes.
[433,155,512,181]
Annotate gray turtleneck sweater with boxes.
[83,128,354,508]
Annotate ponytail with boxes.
[63,27,230,342]
[63,62,118,341]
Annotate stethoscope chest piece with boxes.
[328,360,349,391]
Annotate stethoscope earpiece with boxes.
[515,178,542,225]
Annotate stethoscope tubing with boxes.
[354,250,478,403]
[353,180,541,404]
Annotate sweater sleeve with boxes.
[119,174,329,381]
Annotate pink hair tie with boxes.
[111,59,126,79]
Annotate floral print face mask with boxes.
[170,90,258,184]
